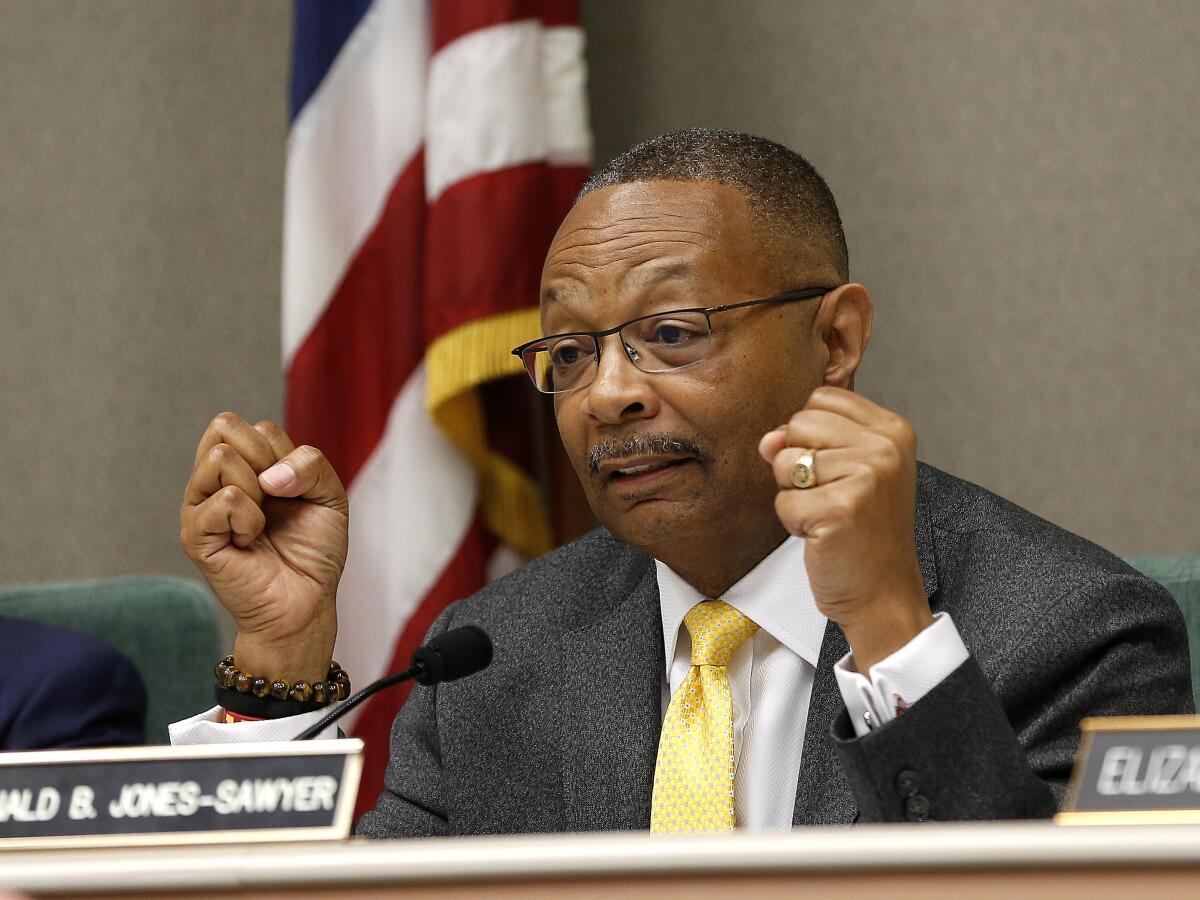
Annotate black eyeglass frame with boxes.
[510,287,831,394]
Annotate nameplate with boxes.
[0,739,363,849]
[1058,716,1200,824]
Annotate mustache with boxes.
[586,432,706,476]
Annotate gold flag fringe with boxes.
[425,307,553,560]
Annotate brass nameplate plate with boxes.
[0,739,363,849]
[1058,715,1200,824]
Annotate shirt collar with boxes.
[656,536,827,668]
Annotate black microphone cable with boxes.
[294,625,492,740]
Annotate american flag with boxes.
[284,0,590,813]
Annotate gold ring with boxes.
[790,448,817,489]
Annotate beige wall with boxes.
[2,0,1196,587]
[1,0,290,582]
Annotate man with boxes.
[1,617,147,750]
[174,129,1191,833]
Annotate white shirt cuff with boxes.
[834,612,969,738]
[168,705,341,745]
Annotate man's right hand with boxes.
[180,413,349,684]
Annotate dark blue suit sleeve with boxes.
[0,619,148,750]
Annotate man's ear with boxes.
[818,284,873,388]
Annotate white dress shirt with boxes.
[657,536,967,830]
[169,704,338,745]
[172,537,968,831]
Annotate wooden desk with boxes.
[5,821,1200,899]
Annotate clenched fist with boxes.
[758,387,933,673]
[180,413,348,682]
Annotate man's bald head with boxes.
[577,128,849,285]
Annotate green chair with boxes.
[1127,555,1200,705]
[0,577,222,744]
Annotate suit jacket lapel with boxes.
[793,620,855,824]
[793,486,940,825]
[559,558,663,832]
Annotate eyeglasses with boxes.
[511,287,830,395]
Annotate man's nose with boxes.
[582,334,659,424]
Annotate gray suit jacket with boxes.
[356,463,1192,836]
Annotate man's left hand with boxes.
[758,386,933,673]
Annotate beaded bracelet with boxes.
[214,656,351,720]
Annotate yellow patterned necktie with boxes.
[650,599,759,833]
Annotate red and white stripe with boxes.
[283,0,590,810]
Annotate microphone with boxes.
[409,624,493,685]
[294,625,492,740]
